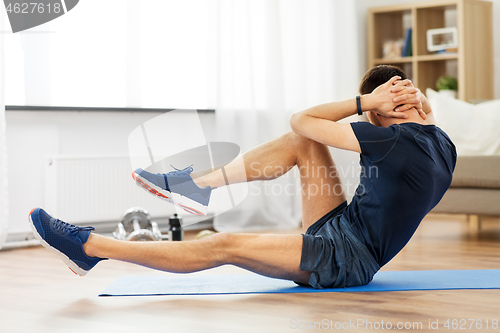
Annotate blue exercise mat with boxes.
[99,269,500,296]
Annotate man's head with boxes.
[359,65,407,95]
[359,65,408,127]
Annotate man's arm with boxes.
[413,89,436,125]
[289,99,363,153]
[289,76,418,153]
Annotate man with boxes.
[29,65,456,289]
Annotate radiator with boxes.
[44,156,178,224]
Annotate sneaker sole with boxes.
[28,209,88,277]
[132,171,208,216]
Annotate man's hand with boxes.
[391,79,429,120]
[363,76,421,119]
[390,79,436,125]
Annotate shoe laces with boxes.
[53,219,94,238]
[168,165,193,176]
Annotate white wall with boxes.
[6,111,151,234]
[6,111,216,235]
[356,0,500,99]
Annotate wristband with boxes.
[356,96,363,116]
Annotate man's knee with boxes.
[282,131,324,152]
[206,232,232,264]
[283,131,332,167]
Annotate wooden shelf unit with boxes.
[367,0,493,102]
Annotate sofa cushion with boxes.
[450,156,500,189]
[432,188,500,215]
[426,89,500,156]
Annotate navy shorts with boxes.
[298,201,380,289]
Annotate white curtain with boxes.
[0,0,360,236]
[0,8,9,249]
[209,0,360,232]
[4,0,212,109]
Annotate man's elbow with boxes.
[289,113,302,133]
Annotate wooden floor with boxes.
[1,214,499,333]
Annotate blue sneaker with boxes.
[29,208,106,276]
[133,166,212,216]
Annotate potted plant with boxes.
[436,75,458,98]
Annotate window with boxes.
[3,0,210,109]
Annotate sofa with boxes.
[432,156,500,216]
[426,89,500,219]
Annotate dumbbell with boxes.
[112,208,184,241]
[113,207,163,241]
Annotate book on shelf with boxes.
[401,28,412,57]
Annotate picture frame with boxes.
[382,39,404,59]
[426,27,458,52]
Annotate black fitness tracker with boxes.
[356,96,362,116]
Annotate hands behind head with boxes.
[365,76,426,120]
[390,79,427,120]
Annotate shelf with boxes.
[368,0,494,102]
[416,53,458,62]
[373,57,414,65]
[374,53,458,65]
[369,0,458,14]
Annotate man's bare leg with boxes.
[82,132,346,283]
[194,131,346,230]
[83,232,311,284]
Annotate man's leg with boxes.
[81,132,346,283]
[83,232,311,284]
[194,131,346,231]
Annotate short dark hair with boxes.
[358,65,407,95]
